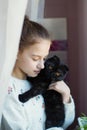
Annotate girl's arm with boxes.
[62,95,75,129]
[1,93,30,130]
[49,80,71,104]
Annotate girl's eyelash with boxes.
[32,57,47,61]
[32,58,39,61]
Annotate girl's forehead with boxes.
[28,39,51,49]
[23,39,51,56]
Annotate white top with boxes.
[1,76,75,130]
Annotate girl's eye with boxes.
[32,56,47,62]
[32,58,39,61]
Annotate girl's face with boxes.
[13,39,51,79]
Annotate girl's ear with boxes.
[16,49,23,60]
[16,54,19,60]
[16,51,21,60]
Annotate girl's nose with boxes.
[37,60,45,69]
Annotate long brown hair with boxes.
[19,16,51,51]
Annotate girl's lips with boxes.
[34,70,40,74]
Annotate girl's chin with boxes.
[27,73,38,77]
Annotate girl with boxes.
[1,16,75,130]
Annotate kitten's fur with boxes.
[19,55,69,129]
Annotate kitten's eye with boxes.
[43,58,47,62]
[49,66,53,70]
[44,56,48,62]
[56,72,60,76]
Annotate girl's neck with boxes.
[12,67,27,80]
[12,72,26,80]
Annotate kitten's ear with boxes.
[63,65,69,72]
[53,55,60,64]
[53,55,59,60]
[59,64,69,74]
[16,50,22,60]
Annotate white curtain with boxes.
[0,0,45,125]
[0,0,28,122]
[26,0,45,21]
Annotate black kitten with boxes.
[19,55,69,129]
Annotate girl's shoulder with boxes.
[8,76,31,94]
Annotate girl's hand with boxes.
[49,80,71,103]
